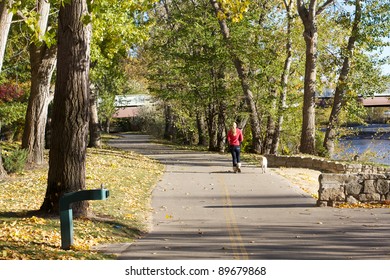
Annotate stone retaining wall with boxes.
[317,173,390,207]
[266,154,390,174]
[266,154,390,206]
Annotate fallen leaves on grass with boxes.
[337,202,390,209]
[0,146,164,260]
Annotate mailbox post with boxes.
[60,188,110,250]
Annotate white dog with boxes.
[259,155,267,173]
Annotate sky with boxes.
[381,46,390,75]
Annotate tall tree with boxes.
[323,0,361,156]
[209,0,262,153]
[22,0,57,165]
[0,0,13,178]
[146,0,226,147]
[323,0,390,156]
[297,0,334,154]
[40,0,91,216]
[89,0,153,144]
[271,0,295,154]
[0,0,13,71]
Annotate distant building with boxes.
[112,94,154,118]
[316,87,334,107]
[316,85,390,108]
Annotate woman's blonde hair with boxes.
[231,122,237,136]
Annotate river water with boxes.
[336,124,390,165]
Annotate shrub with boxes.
[2,148,28,173]
[0,83,24,102]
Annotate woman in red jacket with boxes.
[227,122,243,173]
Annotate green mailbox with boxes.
[60,188,110,250]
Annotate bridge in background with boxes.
[359,93,390,107]
[112,94,154,118]
[317,87,390,107]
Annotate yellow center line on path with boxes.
[218,175,249,260]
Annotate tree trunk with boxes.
[88,86,101,148]
[210,0,262,153]
[323,0,361,157]
[207,103,218,151]
[40,0,91,217]
[22,43,56,164]
[45,115,52,149]
[271,0,294,155]
[102,118,110,133]
[196,110,207,146]
[0,0,13,72]
[298,7,317,154]
[217,101,227,153]
[300,31,317,154]
[22,0,56,165]
[297,0,334,155]
[264,117,275,155]
[216,64,227,153]
[264,88,277,154]
[0,0,13,177]
[0,146,6,179]
[164,103,174,141]
[236,106,249,132]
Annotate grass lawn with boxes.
[0,138,164,260]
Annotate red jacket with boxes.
[227,128,243,146]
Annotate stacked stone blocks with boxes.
[317,173,390,207]
[266,154,390,207]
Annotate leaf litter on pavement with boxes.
[0,146,164,259]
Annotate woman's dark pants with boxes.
[230,145,240,166]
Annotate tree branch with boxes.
[296,0,308,20]
[296,0,307,11]
[15,10,27,21]
[317,0,334,15]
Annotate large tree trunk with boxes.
[271,0,294,155]
[297,0,334,155]
[40,0,91,217]
[22,44,56,164]
[0,0,13,72]
[88,86,101,148]
[22,0,57,165]
[323,0,361,157]
[210,0,262,153]
[300,29,317,154]
[0,0,13,177]
[297,2,317,154]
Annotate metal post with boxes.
[59,189,109,250]
[60,208,73,249]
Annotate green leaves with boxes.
[90,0,156,124]
[0,102,26,126]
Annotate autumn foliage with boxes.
[0,83,25,103]
[0,146,164,260]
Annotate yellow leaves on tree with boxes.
[217,0,250,23]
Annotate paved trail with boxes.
[106,134,390,260]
